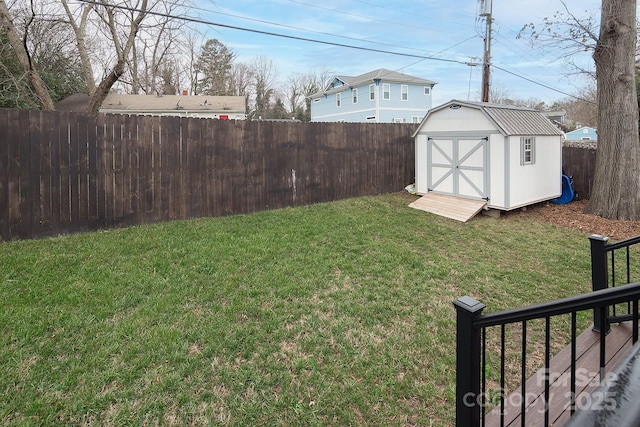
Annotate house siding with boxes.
[310,70,435,123]
[566,126,598,141]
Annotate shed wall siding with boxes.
[415,134,429,194]
[507,135,562,209]
[487,134,506,208]
[421,108,495,133]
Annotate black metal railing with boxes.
[590,234,640,332]
[454,283,640,427]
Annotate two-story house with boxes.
[309,69,436,123]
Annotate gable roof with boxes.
[414,99,564,137]
[311,68,436,98]
[100,94,245,113]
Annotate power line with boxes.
[76,0,593,102]
[76,0,472,66]
[188,3,477,61]
[492,65,596,104]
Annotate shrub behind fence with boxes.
[0,110,417,241]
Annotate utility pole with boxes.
[480,0,492,102]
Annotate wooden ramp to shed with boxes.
[485,322,637,427]
[408,193,487,222]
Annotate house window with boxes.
[401,85,408,101]
[383,83,390,100]
[352,88,358,104]
[412,116,422,123]
[336,93,341,107]
[520,136,536,165]
[424,87,431,95]
[369,84,375,100]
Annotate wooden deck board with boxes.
[408,193,486,222]
[485,322,636,427]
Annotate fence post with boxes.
[590,234,610,334]
[453,296,486,427]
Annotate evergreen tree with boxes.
[194,39,235,96]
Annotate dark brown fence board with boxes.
[0,110,9,239]
[58,114,71,233]
[17,110,32,239]
[38,112,53,236]
[29,111,42,237]
[6,110,21,238]
[87,115,98,229]
[78,114,91,232]
[68,116,81,232]
[2,111,421,240]
[562,145,596,200]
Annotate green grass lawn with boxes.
[1,193,595,426]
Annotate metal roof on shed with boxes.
[414,99,564,137]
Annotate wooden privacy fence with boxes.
[561,144,597,200]
[0,109,417,241]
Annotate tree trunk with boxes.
[585,0,640,219]
[0,0,54,110]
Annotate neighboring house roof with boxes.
[310,68,437,98]
[414,99,565,137]
[54,93,90,112]
[100,94,245,113]
[55,93,246,115]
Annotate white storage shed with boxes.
[413,100,564,213]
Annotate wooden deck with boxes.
[485,322,637,427]
[408,193,487,222]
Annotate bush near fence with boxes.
[0,110,417,241]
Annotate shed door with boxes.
[427,137,488,200]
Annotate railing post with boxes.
[453,296,486,427]
[590,234,610,334]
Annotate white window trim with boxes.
[412,116,422,123]
[424,87,431,95]
[336,93,341,107]
[352,88,358,104]
[369,84,375,101]
[520,136,536,165]
[383,83,390,100]
[401,85,408,101]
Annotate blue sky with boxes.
[192,0,602,106]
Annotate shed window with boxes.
[520,136,536,165]
[336,93,341,107]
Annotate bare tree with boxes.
[0,0,54,109]
[520,0,640,219]
[561,82,598,127]
[518,1,600,77]
[282,68,333,121]
[249,55,278,119]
